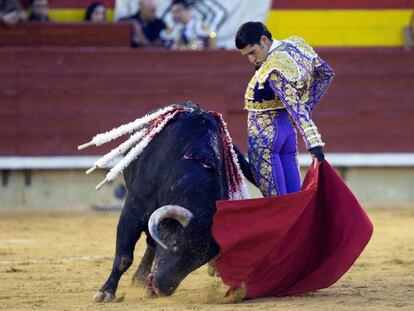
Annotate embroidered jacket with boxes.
[244,36,335,150]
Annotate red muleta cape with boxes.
[212,160,373,299]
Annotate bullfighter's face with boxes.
[239,35,272,69]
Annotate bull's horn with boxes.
[148,205,194,250]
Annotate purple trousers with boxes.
[247,110,301,197]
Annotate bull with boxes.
[86,103,255,302]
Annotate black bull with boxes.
[94,106,255,302]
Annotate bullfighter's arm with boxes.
[268,73,325,150]
[232,144,257,186]
[306,57,335,110]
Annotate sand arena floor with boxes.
[0,208,413,311]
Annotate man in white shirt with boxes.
[161,0,215,50]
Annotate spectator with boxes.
[120,0,166,48]
[161,0,216,50]
[0,0,26,26]
[28,0,49,22]
[403,11,414,51]
[84,2,107,23]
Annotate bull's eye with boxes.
[202,162,214,170]
[183,154,215,170]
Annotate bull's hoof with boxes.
[207,259,220,277]
[143,285,158,298]
[143,272,158,298]
[221,283,246,304]
[93,290,116,303]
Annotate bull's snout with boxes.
[144,272,178,297]
[152,277,178,296]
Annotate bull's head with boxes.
[147,205,218,296]
[148,205,193,250]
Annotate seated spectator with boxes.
[28,0,49,22]
[161,0,216,50]
[403,11,414,51]
[84,2,107,23]
[120,0,166,48]
[0,0,26,26]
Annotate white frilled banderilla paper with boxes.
[78,104,249,199]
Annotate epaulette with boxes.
[255,51,300,84]
[285,36,318,60]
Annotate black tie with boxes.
[181,27,189,45]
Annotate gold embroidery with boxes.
[248,112,280,196]
[245,36,324,150]
[248,76,257,89]
[255,52,299,84]
[268,71,324,149]
[245,87,254,100]
[244,73,285,111]
[301,89,310,102]
[286,36,318,60]
[244,99,285,111]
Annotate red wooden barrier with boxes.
[20,0,115,8]
[0,48,413,156]
[0,23,131,47]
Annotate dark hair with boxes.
[235,21,272,49]
[171,0,191,9]
[84,2,105,21]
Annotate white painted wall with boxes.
[1,167,413,211]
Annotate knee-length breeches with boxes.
[247,110,301,197]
